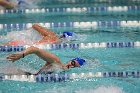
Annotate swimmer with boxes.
[60,31,78,42]
[4,24,77,46]
[0,0,35,9]
[6,46,86,75]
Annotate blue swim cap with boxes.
[63,32,73,38]
[72,57,86,66]
[17,0,27,5]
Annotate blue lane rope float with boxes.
[0,42,140,52]
[0,21,140,30]
[0,46,24,52]
[0,6,140,14]
[0,71,140,82]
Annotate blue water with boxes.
[0,30,140,93]
[0,0,140,93]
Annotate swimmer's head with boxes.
[60,32,73,38]
[67,57,86,68]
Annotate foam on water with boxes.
[78,34,87,42]
[75,86,125,93]
[0,62,26,74]
[0,28,42,45]
[0,61,37,74]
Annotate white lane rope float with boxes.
[0,41,140,52]
[0,21,140,30]
[0,71,139,82]
[0,6,140,14]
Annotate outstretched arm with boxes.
[32,24,57,37]
[7,46,60,63]
[32,24,60,43]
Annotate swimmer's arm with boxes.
[24,46,66,70]
[0,0,15,9]
[7,46,60,63]
[32,24,56,36]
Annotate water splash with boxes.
[75,85,125,93]
[0,62,24,74]
[0,29,42,45]
[0,62,36,74]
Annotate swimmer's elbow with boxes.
[32,24,39,29]
[32,24,37,28]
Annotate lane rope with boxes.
[0,21,140,30]
[0,41,140,52]
[0,6,140,14]
[0,71,139,82]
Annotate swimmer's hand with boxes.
[7,53,23,62]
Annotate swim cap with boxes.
[72,57,86,66]
[62,32,73,38]
[17,0,27,5]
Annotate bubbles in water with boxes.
[0,29,42,45]
[0,63,25,74]
[75,86,125,93]
[83,58,100,70]
[35,87,67,93]
[78,34,87,42]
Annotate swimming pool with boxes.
[0,0,140,93]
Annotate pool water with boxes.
[0,0,140,93]
[0,47,140,93]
